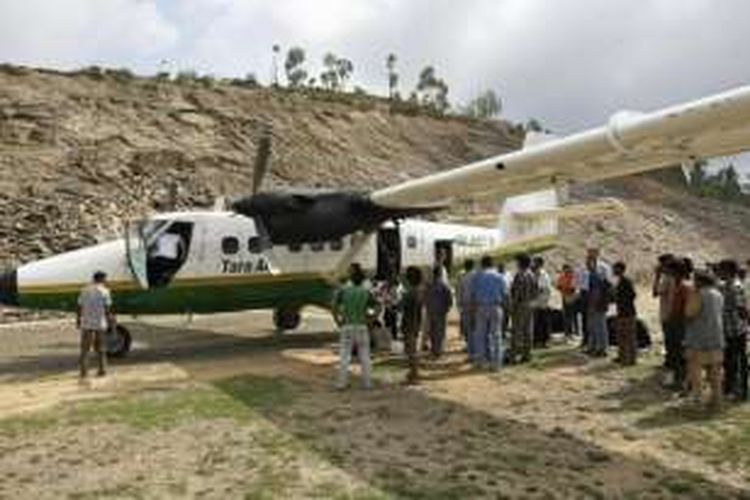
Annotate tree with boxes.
[386,53,399,99]
[320,52,340,91]
[723,164,743,199]
[320,53,354,91]
[284,46,308,88]
[271,44,281,86]
[465,89,502,118]
[689,161,747,201]
[434,81,449,113]
[526,118,543,133]
[416,66,436,98]
[416,65,450,113]
[336,57,354,90]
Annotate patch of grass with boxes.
[68,386,251,430]
[374,464,486,500]
[0,375,300,435]
[215,375,298,412]
[0,412,58,437]
[666,410,750,469]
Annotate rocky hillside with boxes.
[547,175,750,283]
[1,64,749,282]
[0,65,520,264]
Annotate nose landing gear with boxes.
[105,324,132,358]
[273,307,301,331]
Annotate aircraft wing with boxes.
[371,86,750,208]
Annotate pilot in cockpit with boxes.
[147,230,186,287]
[150,231,184,261]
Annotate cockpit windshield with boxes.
[139,220,170,247]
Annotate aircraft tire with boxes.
[273,308,301,331]
[106,324,132,358]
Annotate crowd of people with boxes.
[332,251,750,410]
[75,246,749,410]
[653,255,749,407]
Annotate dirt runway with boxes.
[1,309,750,499]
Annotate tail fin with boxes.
[497,132,561,245]
[498,189,560,244]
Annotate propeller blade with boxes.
[252,126,273,195]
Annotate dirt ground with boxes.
[1,301,750,499]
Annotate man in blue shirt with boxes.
[471,255,507,371]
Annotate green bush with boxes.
[78,65,105,80]
[175,70,199,84]
[105,67,136,82]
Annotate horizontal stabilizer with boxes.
[512,198,626,221]
[447,198,625,225]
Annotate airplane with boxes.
[1,85,750,357]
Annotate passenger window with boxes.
[330,239,344,252]
[407,235,418,249]
[222,236,239,255]
[248,236,263,254]
[310,241,325,252]
[288,242,302,253]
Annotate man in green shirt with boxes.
[333,263,378,390]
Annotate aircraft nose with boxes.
[0,268,18,306]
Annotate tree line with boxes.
[271,45,504,120]
[74,46,544,129]
[689,161,750,203]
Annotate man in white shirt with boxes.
[148,232,186,287]
[77,271,114,378]
[531,256,553,348]
[151,232,183,260]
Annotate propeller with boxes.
[252,124,273,195]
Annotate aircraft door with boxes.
[146,221,194,288]
[434,240,454,278]
[376,227,401,281]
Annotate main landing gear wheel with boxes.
[106,324,132,358]
[273,308,301,331]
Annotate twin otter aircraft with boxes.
[2,85,750,356]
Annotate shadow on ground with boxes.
[0,322,336,382]
[214,370,749,499]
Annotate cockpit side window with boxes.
[138,220,169,246]
[330,239,344,252]
[222,236,240,255]
[248,237,263,254]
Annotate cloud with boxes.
[0,0,178,69]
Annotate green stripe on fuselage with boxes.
[19,277,336,315]
[18,236,558,315]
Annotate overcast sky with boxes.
[1,0,749,136]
